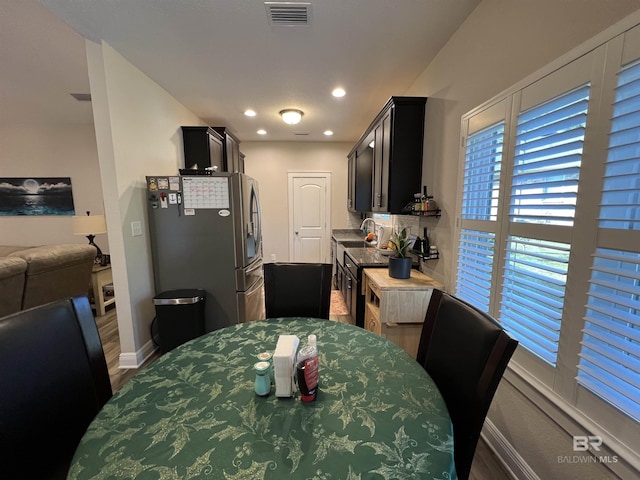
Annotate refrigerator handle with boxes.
[245,276,264,296]
[247,259,263,275]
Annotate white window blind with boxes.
[599,60,640,230]
[462,122,504,221]
[500,236,570,367]
[577,59,640,422]
[578,249,640,422]
[511,85,590,226]
[456,229,496,312]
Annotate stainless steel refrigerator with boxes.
[146,172,265,331]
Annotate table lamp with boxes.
[72,211,107,261]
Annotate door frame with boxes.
[287,172,332,263]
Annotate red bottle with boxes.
[296,335,318,402]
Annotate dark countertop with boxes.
[332,229,365,243]
[344,247,419,268]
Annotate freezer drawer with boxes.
[236,258,263,291]
[237,276,265,322]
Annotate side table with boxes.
[91,265,116,316]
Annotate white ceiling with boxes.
[2,0,480,142]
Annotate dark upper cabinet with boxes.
[181,126,224,171]
[238,152,245,174]
[347,151,356,211]
[347,132,374,213]
[348,97,427,213]
[213,127,242,173]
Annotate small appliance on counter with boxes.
[376,225,392,249]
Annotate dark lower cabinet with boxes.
[344,254,361,327]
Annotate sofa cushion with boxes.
[8,244,96,274]
[0,246,30,257]
[8,244,96,310]
[0,257,27,317]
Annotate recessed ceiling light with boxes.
[332,88,346,98]
[324,130,334,136]
[244,109,257,117]
[257,129,267,135]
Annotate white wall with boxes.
[406,0,640,477]
[242,141,351,262]
[0,123,108,249]
[86,40,204,365]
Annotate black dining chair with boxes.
[0,296,113,480]
[416,289,518,480]
[263,262,333,319]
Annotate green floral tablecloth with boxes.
[69,318,457,480]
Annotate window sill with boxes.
[502,361,640,477]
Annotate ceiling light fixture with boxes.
[257,129,267,135]
[244,109,257,117]
[332,88,346,98]
[279,109,304,125]
[324,130,334,136]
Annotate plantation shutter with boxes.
[578,249,640,422]
[456,121,504,311]
[577,60,640,421]
[500,237,570,366]
[461,122,504,221]
[597,61,640,231]
[456,230,496,312]
[510,85,590,226]
[499,85,589,366]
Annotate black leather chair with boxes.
[0,296,112,480]
[416,289,518,480]
[264,262,333,319]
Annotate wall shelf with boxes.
[407,209,441,218]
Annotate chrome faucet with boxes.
[360,218,376,234]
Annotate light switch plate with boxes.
[131,221,143,237]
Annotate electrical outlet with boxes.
[131,221,143,237]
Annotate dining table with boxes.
[68,318,457,479]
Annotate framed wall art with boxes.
[0,177,76,216]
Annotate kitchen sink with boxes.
[338,240,372,248]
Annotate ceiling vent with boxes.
[70,93,92,102]
[265,2,311,26]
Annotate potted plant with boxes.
[388,227,412,279]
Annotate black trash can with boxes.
[153,289,206,354]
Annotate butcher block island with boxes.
[363,268,444,358]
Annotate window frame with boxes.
[455,27,640,464]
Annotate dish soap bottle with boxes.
[296,334,319,402]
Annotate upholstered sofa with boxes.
[0,244,96,317]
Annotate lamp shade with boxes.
[72,214,107,235]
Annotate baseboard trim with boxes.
[118,338,157,369]
[482,419,540,480]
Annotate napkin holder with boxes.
[273,334,300,397]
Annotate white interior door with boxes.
[288,173,331,263]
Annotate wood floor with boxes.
[95,306,512,480]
